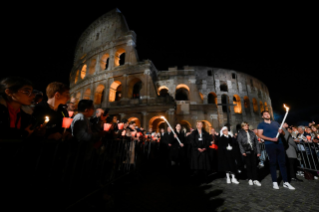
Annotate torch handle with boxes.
[276,111,289,138]
[162,118,182,146]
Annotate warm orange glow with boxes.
[200,120,212,132]
[83,88,91,100]
[104,123,112,132]
[128,117,141,127]
[264,102,269,112]
[109,81,122,102]
[88,58,96,75]
[208,92,217,105]
[157,86,169,95]
[252,98,258,112]
[81,64,87,79]
[44,116,49,123]
[74,70,79,84]
[114,48,126,67]
[260,101,264,112]
[68,111,74,117]
[284,104,289,111]
[94,85,105,104]
[62,117,73,128]
[176,84,190,92]
[233,95,242,114]
[100,53,110,70]
[118,123,124,130]
[244,96,250,108]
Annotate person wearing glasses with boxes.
[0,77,35,140]
[237,122,262,186]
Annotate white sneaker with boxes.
[238,170,241,173]
[314,176,318,180]
[253,180,261,186]
[283,182,295,190]
[273,182,279,189]
[231,178,239,184]
[248,179,253,185]
[226,178,231,184]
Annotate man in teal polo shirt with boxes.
[257,111,295,190]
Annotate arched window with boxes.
[81,64,87,79]
[260,101,265,113]
[208,92,217,105]
[175,84,190,101]
[115,48,126,67]
[158,86,169,97]
[100,53,110,70]
[252,98,258,113]
[88,58,96,75]
[180,120,191,132]
[233,95,242,114]
[221,94,229,113]
[128,117,141,128]
[264,102,269,112]
[83,88,91,100]
[220,83,228,92]
[109,81,122,102]
[244,96,250,108]
[74,70,79,84]
[94,85,105,104]
[128,78,142,99]
[232,73,236,79]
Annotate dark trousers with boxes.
[287,158,297,179]
[244,152,258,180]
[265,143,288,182]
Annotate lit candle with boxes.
[62,117,73,129]
[306,135,312,141]
[131,131,137,137]
[104,123,112,132]
[118,123,124,130]
[276,104,290,138]
[43,116,50,126]
[160,116,182,146]
[68,111,74,117]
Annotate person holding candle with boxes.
[169,123,185,167]
[237,122,261,186]
[217,126,239,184]
[257,111,295,190]
[32,82,70,140]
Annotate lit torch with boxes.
[44,116,50,126]
[276,104,289,138]
[160,116,182,146]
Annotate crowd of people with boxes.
[1,77,319,194]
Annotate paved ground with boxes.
[92,168,319,212]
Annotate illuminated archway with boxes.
[175,84,190,101]
[94,85,105,104]
[109,81,122,102]
[244,96,250,108]
[88,58,96,75]
[74,70,79,84]
[128,117,141,128]
[157,86,169,96]
[83,88,91,100]
[100,53,110,70]
[233,95,242,114]
[208,92,217,105]
[81,64,87,79]
[252,98,258,113]
[264,102,269,112]
[128,78,142,99]
[180,120,192,132]
[260,101,265,113]
[114,48,126,67]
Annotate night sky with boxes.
[2,3,318,125]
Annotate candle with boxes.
[118,123,124,130]
[276,104,290,138]
[44,116,50,125]
[131,131,137,137]
[306,135,311,141]
[62,117,73,128]
[68,111,74,117]
[104,123,112,132]
[160,116,182,146]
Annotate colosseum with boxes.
[69,8,273,133]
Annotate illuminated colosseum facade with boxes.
[69,9,273,133]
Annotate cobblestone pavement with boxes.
[110,169,319,212]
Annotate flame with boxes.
[45,116,50,123]
[284,104,289,111]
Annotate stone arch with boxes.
[199,92,204,103]
[74,70,79,84]
[83,88,91,100]
[233,94,242,114]
[221,94,229,113]
[252,98,258,113]
[109,81,122,102]
[180,120,192,132]
[94,84,105,104]
[100,53,110,70]
[201,120,212,133]
[175,84,190,101]
[115,48,126,67]
[88,58,96,75]
[220,83,228,92]
[128,117,141,127]
[158,86,169,96]
[264,102,269,112]
[244,96,250,108]
[149,116,166,132]
[80,64,87,79]
[208,92,217,105]
[128,77,143,99]
[260,101,265,113]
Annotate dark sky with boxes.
[2,3,318,124]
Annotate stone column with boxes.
[141,111,148,129]
[240,98,246,116]
[119,113,126,121]
[167,108,175,126]
[102,80,109,108]
[122,74,128,100]
[217,95,224,129]
[90,82,95,100]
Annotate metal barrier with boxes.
[297,140,319,172]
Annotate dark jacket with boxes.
[237,129,260,154]
[189,129,211,170]
[0,97,33,140]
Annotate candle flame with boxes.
[284,104,289,111]
[45,116,50,123]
